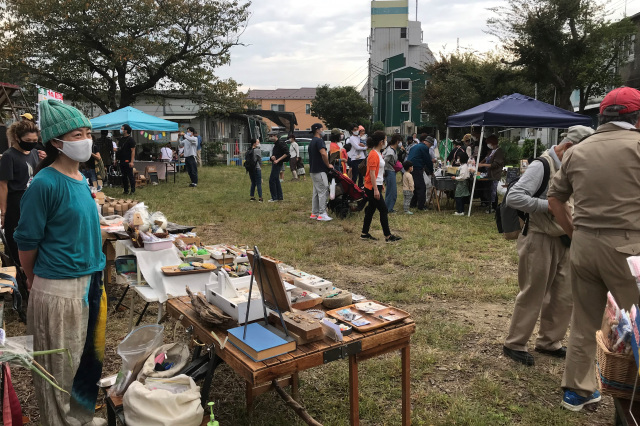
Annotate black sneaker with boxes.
[250,197,256,202]
[360,233,378,241]
[503,346,534,366]
[385,234,402,243]
[122,190,129,195]
[535,346,567,358]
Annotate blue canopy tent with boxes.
[444,93,592,216]
[90,106,179,131]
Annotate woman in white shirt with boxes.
[160,143,173,162]
[288,134,300,180]
[361,131,402,242]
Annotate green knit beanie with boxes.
[39,99,92,144]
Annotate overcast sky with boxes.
[215,0,637,92]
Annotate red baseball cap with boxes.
[600,87,640,116]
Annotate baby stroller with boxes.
[327,169,368,219]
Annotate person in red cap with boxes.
[548,86,640,412]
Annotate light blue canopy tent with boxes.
[90,106,179,131]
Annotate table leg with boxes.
[401,344,411,426]
[292,372,300,401]
[128,286,135,332]
[246,380,254,412]
[200,353,222,407]
[106,398,117,426]
[349,354,359,426]
[156,302,164,323]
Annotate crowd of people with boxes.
[3,85,640,419]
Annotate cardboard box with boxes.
[95,192,106,205]
[177,236,202,247]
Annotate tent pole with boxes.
[444,128,450,165]
[468,126,485,217]
[534,128,540,158]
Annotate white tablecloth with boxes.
[115,240,213,303]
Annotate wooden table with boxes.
[167,296,415,425]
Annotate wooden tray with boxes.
[161,265,215,276]
[326,301,410,332]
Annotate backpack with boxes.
[244,148,256,172]
[496,157,550,240]
[274,140,291,163]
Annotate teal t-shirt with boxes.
[14,167,106,279]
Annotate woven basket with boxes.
[595,330,640,398]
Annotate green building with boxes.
[372,53,432,132]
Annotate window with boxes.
[394,79,409,90]
[400,28,407,39]
[270,104,285,112]
[401,102,409,113]
[386,79,391,92]
[305,104,311,115]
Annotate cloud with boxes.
[215,0,508,91]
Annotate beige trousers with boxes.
[196,149,202,167]
[27,275,106,426]
[561,228,640,397]
[504,231,572,352]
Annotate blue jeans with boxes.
[250,168,262,198]
[269,163,283,200]
[384,171,397,212]
[82,168,98,186]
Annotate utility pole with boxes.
[367,57,371,106]
[416,0,418,20]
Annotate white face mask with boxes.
[56,138,93,162]
[352,131,358,135]
[398,142,403,148]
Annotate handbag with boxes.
[358,157,368,177]
[392,160,403,172]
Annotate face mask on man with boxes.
[352,131,358,136]
[19,140,38,151]
[55,138,93,162]
[398,142,403,148]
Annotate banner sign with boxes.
[37,86,63,102]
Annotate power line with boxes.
[336,62,369,87]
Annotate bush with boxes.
[521,139,546,160]
[498,137,522,166]
[371,121,385,132]
[201,140,227,166]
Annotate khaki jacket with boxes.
[548,123,640,231]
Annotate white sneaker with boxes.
[453,212,465,216]
[317,213,333,221]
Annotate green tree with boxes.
[422,52,533,134]
[310,85,372,130]
[487,0,636,112]
[0,0,251,113]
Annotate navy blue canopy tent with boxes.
[444,93,592,216]
[446,93,592,128]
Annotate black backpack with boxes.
[244,148,256,172]
[496,157,550,240]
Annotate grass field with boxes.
[5,165,613,425]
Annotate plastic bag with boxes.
[109,325,164,397]
[123,203,151,231]
[137,343,190,383]
[329,179,336,200]
[149,212,168,233]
